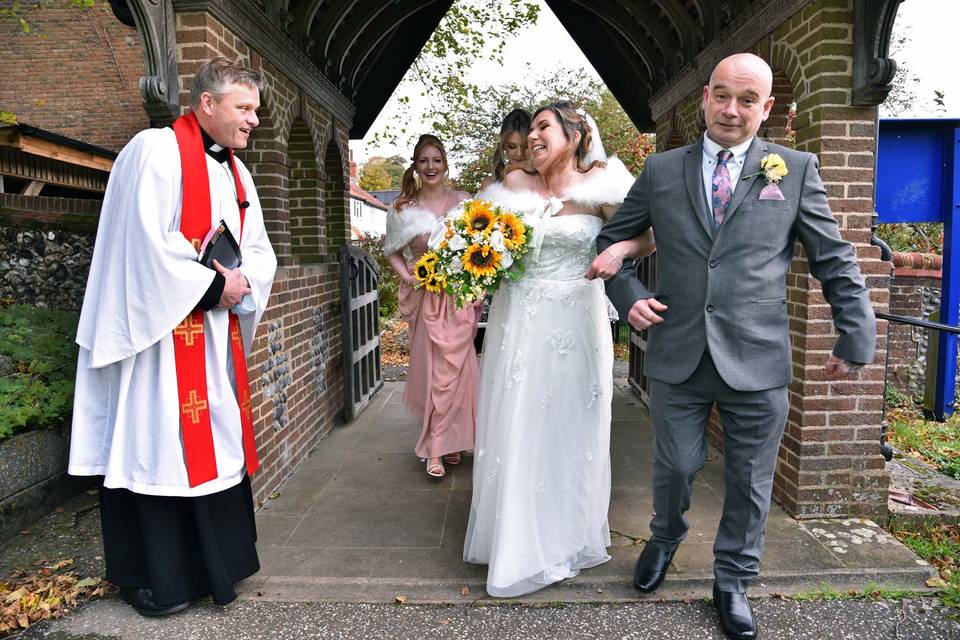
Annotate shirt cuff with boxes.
[197,273,225,311]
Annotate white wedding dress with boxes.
[463,158,635,597]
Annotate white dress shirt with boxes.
[701,133,754,212]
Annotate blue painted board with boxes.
[876,119,960,223]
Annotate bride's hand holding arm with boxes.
[585,228,655,280]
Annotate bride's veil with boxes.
[578,109,607,167]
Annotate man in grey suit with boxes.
[593,53,876,640]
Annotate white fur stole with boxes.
[383,204,442,255]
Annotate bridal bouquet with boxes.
[413,199,533,307]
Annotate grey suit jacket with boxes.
[598,137,876,392]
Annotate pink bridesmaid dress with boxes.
[398,233,480,459]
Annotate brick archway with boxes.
[288,119,322,264]
[322,136,349,258]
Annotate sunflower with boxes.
[497,213,527,250]
[463,244,501,278]
[463,201,497,235]
[414,252,438,283]
[424,272,446,294]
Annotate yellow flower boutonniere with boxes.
[744,153,789,201]
[744,153,789,184]
[759,153,788,183]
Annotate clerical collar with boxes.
[200,127,230,164]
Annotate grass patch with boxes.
[789,582,927,602]
[888,519,960,610]
[884,386,960,480]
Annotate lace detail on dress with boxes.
[550,329,575,355]
[588,383,602,408]
[505,348,528,390]
[540,385,554,409]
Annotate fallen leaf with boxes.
[269,491,281,499]
[459,587,469,596]
[74,578,100,589]
[439,619,452,625]
[926,577,948,588]
[395,595,407,604]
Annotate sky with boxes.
[348,0,960,167]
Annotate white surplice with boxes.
[68,127,277,497]
[464,157,635,597]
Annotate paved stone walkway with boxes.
[243,381,936,604]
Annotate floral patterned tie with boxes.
[712,149,734,226]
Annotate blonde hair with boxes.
[490,108,532,182]
[394,134,449,212]
[531,101,605,173]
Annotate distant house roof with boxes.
[349,182,388,210]
[369,189,401,206]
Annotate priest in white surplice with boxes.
[69,58,277,616]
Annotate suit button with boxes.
[706,304,715,313]
[709,259,718,268]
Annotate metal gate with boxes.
[339,245,383,421]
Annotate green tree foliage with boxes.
[358,162,392,192]
[0,305,79,439]
[373,0,540,150]
[359,156,407,191]
[876,223,943,255]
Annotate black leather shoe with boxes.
[713,582,757,640]
[119,587,189,617]
[632,543,675,592]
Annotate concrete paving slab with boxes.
[251,381,938,604]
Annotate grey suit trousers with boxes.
[647,351,788,592]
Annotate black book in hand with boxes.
[197,220,242,270]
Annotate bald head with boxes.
[701,53,776,147]
[709,53,773,96]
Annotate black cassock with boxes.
[98,475,259,606]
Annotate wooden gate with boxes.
[628,254,657,404]
[339,245,383,421]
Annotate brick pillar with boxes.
[772,0,889,519]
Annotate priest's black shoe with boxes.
[632,543,675,592]
[119,587,189,617]
[712,582,757,640]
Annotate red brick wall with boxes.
[0,2,148,151]
[175,12,350,506]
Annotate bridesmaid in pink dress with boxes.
[384,134,480,480]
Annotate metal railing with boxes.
[876,311,960,460]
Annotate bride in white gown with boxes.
[463,101,655,597]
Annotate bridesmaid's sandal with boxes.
[426,458,445,480]
[442,452,462,465]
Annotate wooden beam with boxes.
[1,133,115,172]
[21,180,44,197]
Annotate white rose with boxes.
[489,229,506,252]
[500,250,513,268]
[449,256,463,274]
[448,234,468,251]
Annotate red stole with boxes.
[171,112,260,487]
